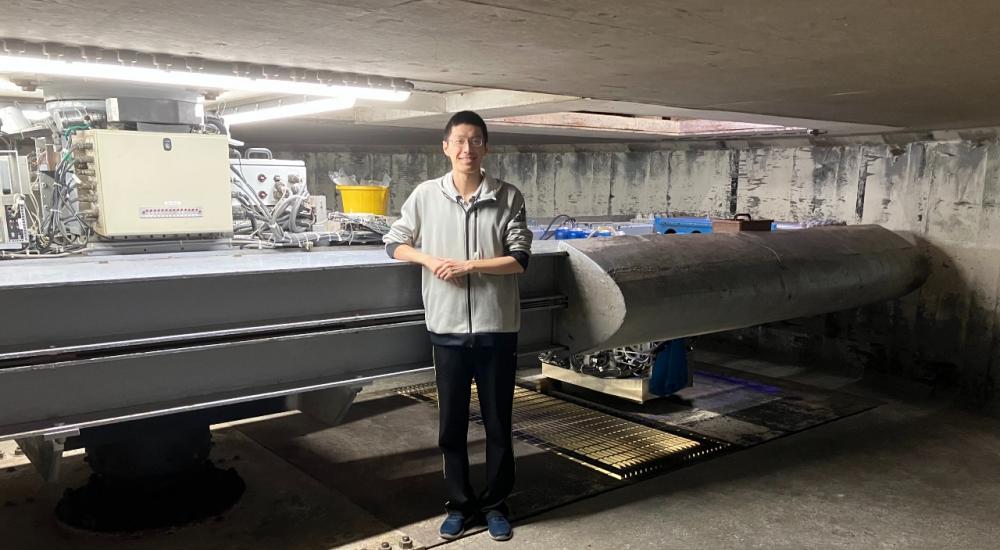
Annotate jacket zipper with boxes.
[464,205,473,334]
[450,189,494,336]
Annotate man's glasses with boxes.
[447,137,485,148]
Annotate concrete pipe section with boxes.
[554,225,929,354]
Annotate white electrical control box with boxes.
[74,130,233,237]
[230,149,307,207]
[0,151,30,195]
[0,195,27,250]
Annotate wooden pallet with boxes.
[541,363,657,404]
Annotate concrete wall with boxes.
[276,147,734,220]
[279,137,1000,407]
[729,140,999,408]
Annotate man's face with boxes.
[443,123,487,175]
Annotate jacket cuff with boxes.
[510,251,530,271]
[386,242,402,259]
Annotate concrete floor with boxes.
[321,359,1000,549]
[2,360,999,549]
[446,394,1000,549]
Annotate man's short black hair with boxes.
[443,111,488,144]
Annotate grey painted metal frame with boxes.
[0,246,565,440]
[0,244,562,355]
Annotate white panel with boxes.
[82,130,233,236]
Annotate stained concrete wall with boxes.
[278,147,734,220]
[732,140,1000,408]
[278,138,1000,407]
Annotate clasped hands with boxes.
[428,257,475,285]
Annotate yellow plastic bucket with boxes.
[337,185,389,215]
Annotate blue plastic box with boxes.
[654,215,781,234]
[653,216,714,234]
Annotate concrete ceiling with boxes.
[2,1,998,131]
[221,89,838,147]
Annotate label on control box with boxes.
[139,206,204,218]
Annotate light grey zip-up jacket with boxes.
[383,170,532,336]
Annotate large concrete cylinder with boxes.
[554,225,929,354]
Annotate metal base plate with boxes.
[85,237,233,255]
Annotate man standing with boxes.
[383,111,532,542]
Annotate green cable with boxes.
[62,124,90,140]
[60,124,92,163]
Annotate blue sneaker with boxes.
[486,511,513,541]
[439,512,469,540]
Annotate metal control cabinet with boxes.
[0,196,27,251]
[74,130,233,237]
[0,152,29,251]
[229,154,307,207]
[0,152,30,195]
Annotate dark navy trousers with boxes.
[433,334,517,516]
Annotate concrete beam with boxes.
[444,89,579,113]
[488,112,805,137]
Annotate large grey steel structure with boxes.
[0,225,927,452]
[0,244,565,442]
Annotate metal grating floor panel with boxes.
[398,383,727,480]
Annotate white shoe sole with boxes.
[489,529,513,541]
[439,528,465,541]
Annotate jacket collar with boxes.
[439,170,501,204]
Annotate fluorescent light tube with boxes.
[0,55,410,102]
[223,97,356,125]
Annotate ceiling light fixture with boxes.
[0,40,412,102]
[0,78,22,91]
[222,97,357,125]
